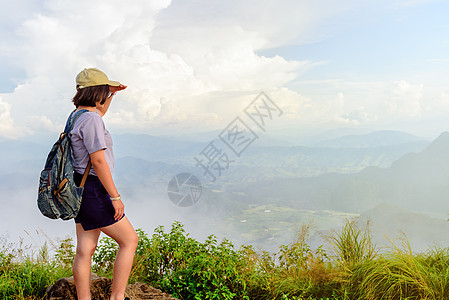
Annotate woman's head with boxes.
[73,68,120,107]
[72,85,110,107]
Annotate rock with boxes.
[125,282,179,300]
[46,273,179,300]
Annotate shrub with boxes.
[2,219,449,300]
[350,239,449,299]
[0,238,71,299]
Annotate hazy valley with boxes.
[1,129,449,253]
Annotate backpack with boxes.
[37,109,92,220]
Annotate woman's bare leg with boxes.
[100,216,138,300]
[73,224,101,300]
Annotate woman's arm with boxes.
[90,149,124,220]
[96,84,127,117]
[96,97,112,117]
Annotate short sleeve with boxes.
[78,114,107,154]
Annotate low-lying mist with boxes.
[2,129,449,256]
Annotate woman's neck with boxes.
[76,106,96,112]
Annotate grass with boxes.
[348,239,449,299]
[0,236,71,300]
[2,220,449,299]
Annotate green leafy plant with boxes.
[53,237,75,270]
[0,238,71,299]
[2,220,449,299]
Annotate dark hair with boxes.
[72,85,110,107]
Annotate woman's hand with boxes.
[110,84,127,93]
[111,199,125,221]
[97,84,127,116]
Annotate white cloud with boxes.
[342,107,378,124]
[261,89,361,127]
[1,0,448,139]
[394,0,441,8]
[385,80,423,118]
[151,25,306,91]
[27,115,61,133]
[151,0,393,49]
[1,0,315,138]
[0,96,28,139]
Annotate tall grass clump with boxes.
[350,238,449,299]
[0,235,72,299]
[326,219,449,299]
[327,219,376,268]
[273,223,339,299]
[324,218,375,298]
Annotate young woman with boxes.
[69,68,138,300]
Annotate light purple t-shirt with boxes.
[69,111,114,176]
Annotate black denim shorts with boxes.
[74,172,124,231]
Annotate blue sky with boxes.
[281,1,448,81]
[1,0,448,140]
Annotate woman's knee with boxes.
[119,231,138,250]
[128,231,139,249]
[132,231,139,248]
[76,244,97,258]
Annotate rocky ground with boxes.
[45,274,179,300]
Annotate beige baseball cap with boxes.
[76,68,121,89]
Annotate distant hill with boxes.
[235,132,449,214]
[113,133,202,162]
[0,131,430,192]
[0,140,48,167]
[0,130,445,253]
[358,203,449,252]
[113,131,429,183]
[315,130,425,148]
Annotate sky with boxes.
[1,0,449,141]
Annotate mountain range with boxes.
[233,131,449,214]
[2,129,448,252]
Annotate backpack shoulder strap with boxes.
[79,160,92,188]
[62,109,92,187]
[64,109,90,133]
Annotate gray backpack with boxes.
[37,109,91,220]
